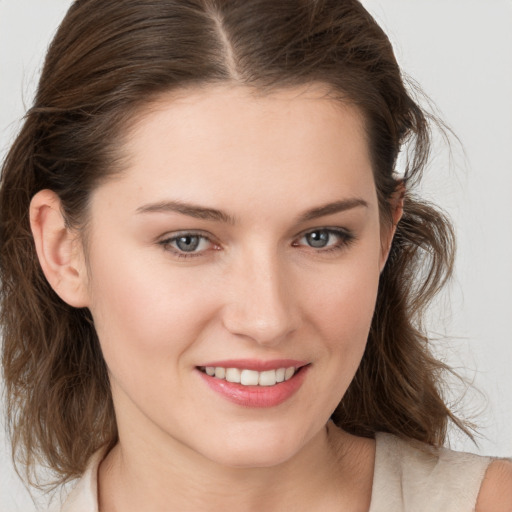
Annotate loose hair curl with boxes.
[1,0,471,488]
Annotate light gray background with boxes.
[1,1,511,510]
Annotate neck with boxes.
[98,422,374,512]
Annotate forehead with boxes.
[126,84,369,161]
[96,84,376,218]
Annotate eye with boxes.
[174,234,204,252]
[158,232,215,257]
[304,230,333,248]
[294,228,354,251]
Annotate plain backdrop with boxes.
[1,1,511,510]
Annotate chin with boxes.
[192,420,321,470]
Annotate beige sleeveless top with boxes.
[55,433,493,511]
[368,433,492,512]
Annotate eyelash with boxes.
[293,228,355,253]
[158,231,217,260]
[158,228,355,260]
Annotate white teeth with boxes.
[204,366,299,386]
[225,367,241,383]
[259,370,277,386]
[214,367,226,379]
[285,367,295,380]
[241,369,259,386]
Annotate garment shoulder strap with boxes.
[54,448,105,512]
[369,433,492,512]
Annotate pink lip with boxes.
[197,364,309,408]
[198,359,308,371]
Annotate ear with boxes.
[379,181,405,272]
[29,189,90,308]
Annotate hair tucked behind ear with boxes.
[0,123,117,487]
[1,0,472,489]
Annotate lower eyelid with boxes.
[295,228,354,246]
[158,232,212,252]
[158,229,354,256]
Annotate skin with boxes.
[29,84,512,511]
[92,85,388,511]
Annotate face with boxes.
[82,85,392,468]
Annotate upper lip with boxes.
[197,359,309,371]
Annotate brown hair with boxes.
[1,0,471,488]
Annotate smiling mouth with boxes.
[198,366,300,387]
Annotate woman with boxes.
[1,0,511,510]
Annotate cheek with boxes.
[305,252,381,343]
[85,246,219,377]
[299,241,381,387]
[283,252,380,423]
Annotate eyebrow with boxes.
[136,198,368,224]
[136,200,236,224]
[297,198,368,222]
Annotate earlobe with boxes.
[29,189,89,308]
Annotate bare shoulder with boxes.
[476,458,512,511]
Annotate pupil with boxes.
[176,235,200,252]
[307,231,329,248]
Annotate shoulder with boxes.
[476,458,512,512]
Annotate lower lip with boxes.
[197,366,309,408]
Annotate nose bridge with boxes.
[222,244,298,345]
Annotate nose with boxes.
[221,249,300,346]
